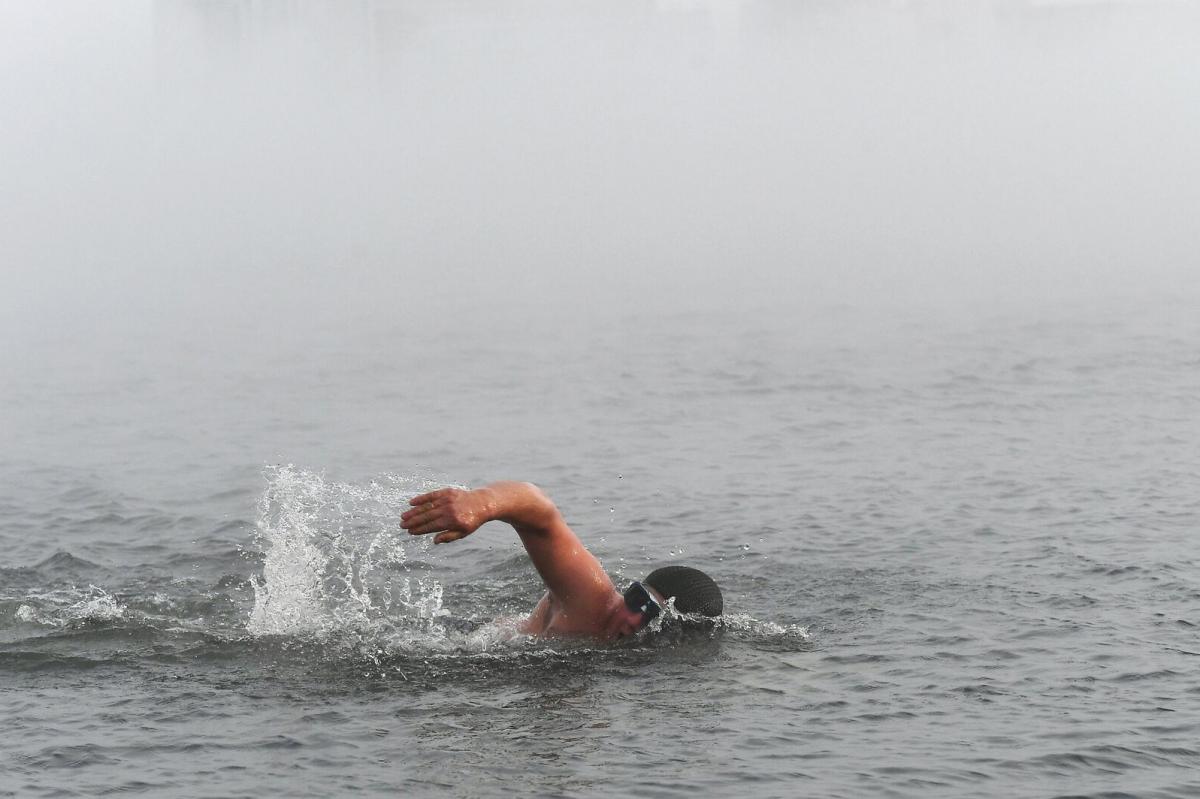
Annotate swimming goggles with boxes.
[623,581,662,624]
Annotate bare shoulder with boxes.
[521,592,553,636]
[523,588,623,639]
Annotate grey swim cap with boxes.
[644,565,723,617]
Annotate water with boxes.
[3,2,1200,797]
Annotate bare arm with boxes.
[399,482,616,621]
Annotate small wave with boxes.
[13,585,126,628]
[714,613,811,647]
[0,651,109,673]
[33,550,103,575]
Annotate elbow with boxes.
[519,481,547,499]
[522,482,558,515]
[515,482,563,530]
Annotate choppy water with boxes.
[3,2,1200,798]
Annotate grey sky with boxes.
[2,1,1198,350]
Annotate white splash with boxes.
[246,465,462,647]
[716,613,811,640]
[15,585,127,628]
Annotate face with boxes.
[606,583,667,639]
[606,604,646,639]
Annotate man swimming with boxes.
[399,481,722,640]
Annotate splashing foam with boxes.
[716,613,811,641]
[247,465,514,655]
[15,585,126,628]
[643,601,810,645]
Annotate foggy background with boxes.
[4,0,1198,324]
[2,0,1198,491]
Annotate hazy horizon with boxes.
[3,0,1198,356]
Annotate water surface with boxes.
[2,2,1199,797]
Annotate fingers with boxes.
[401,488,472,544]
[403,505,449,534]
[408,488,452,507]
[406,520,444,536]
[406,518,468,544]
[400,502,438,525]
[402,506,455,536]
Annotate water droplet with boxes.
[740,544,751,551]
[617,474,623,479]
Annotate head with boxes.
[610,565,724,639]
[643,565,723,618]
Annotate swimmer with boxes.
[400,482,722,639]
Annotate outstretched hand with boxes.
[400,487,488,545]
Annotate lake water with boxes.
[2,2,1199,797]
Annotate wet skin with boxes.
[400,482,653,640]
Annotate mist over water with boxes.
[3,0,1199,336]
[2,2,1199,798]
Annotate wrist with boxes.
[471,485,502,525]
